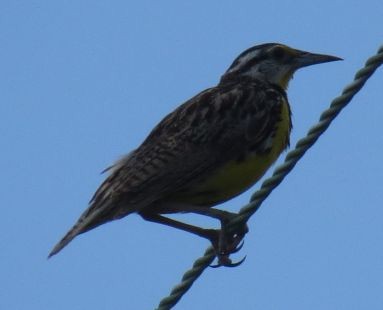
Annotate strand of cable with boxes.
[155,45,383,310]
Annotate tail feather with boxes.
[48,205,110,258]
[48,222,84,258]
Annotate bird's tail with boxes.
[48,205,111,258]
[48,222,84,258]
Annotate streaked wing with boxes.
[91,79,286,214]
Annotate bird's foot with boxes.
[208,217,249,268]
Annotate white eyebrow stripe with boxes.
[228,50,261,73]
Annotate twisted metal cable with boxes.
[155,45,383,310]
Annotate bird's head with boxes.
[220,43,342,89]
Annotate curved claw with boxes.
[209,244,245,268]
[209,262,222,268]
[225,255,246,267]
[229,239,244,254]
[210,255,247,268]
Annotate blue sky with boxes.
[1,1,383,309]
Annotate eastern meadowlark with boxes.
[49,43,341,266]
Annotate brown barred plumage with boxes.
[49,43,341,262]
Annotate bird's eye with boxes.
[271,46,286,60]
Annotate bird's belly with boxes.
[192,148,283,204]
[179,102,291,206]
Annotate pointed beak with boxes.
[294,50,343,69]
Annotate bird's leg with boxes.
[167,205,249,262]
[140,211,220,246]
[140,207,248,267]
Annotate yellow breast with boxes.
[182,99,291,205]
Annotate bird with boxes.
[49,43,341,266]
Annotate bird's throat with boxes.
[278,70,295,90]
